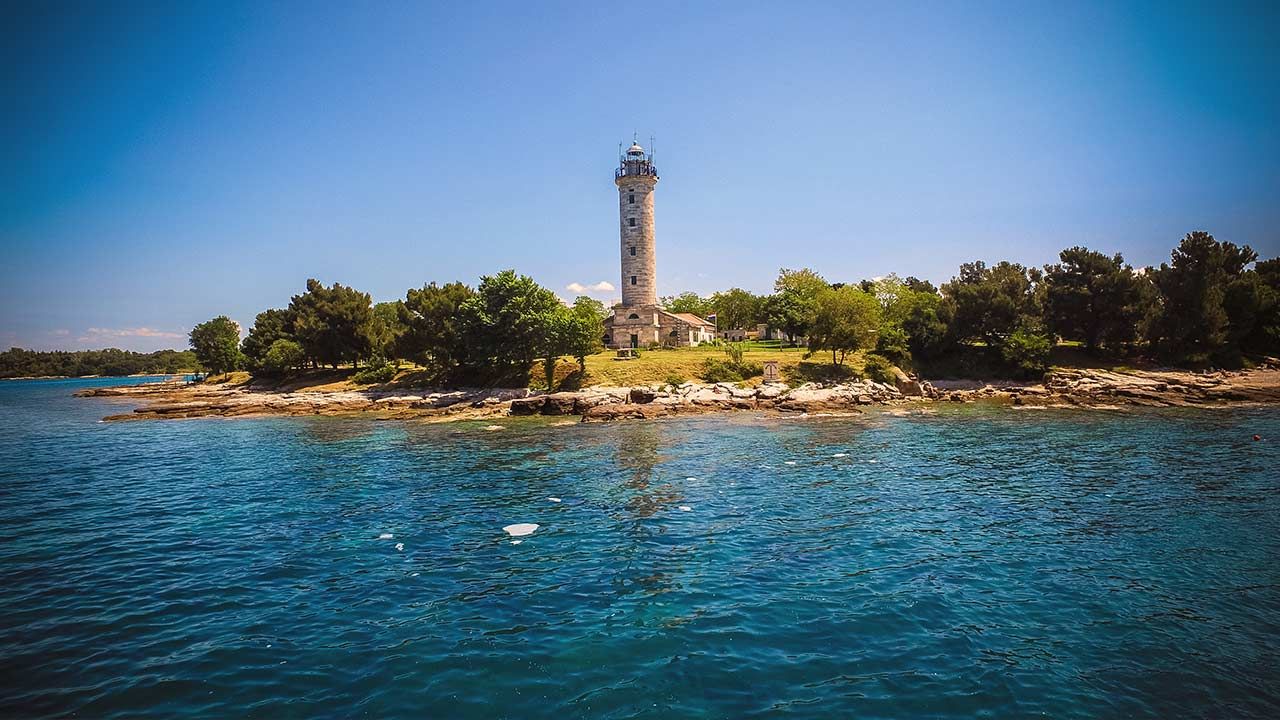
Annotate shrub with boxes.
[699,358,763,383]
[862,354,897,384]
[664,372,687,386]
[352,356,398,384]
[998,328,1052,379]
[724,342,747,366]
[262,339,304,376]
[874,326,912,369]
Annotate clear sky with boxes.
[3,1,1278,351]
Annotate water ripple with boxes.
[1,380,1279,718]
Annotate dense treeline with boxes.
[659,231,1279,378]
[189,271,607,388]
[183,230,1276,386]
[0,348,199,379]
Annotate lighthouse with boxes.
[616,141,659,306]
[604,140,716,349]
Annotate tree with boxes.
[808,286,882,366]
[941,261,1042,346]
[241,308,295,370]
[372,301,408,360]
[397,281,475,377]
[709,288,763,331]
[901,292,952,360]
[774,267,830,297]
[457,270,563,385]
[1042,247,1154,353]
[1243,258,1280,355]
[1149,231,1257,364]
[189,316,241,375]
[564,296,607,371]
[660,292,712,318]
[262,339,305,375]
[288,279,379,369]
[902,276,938,295]
[764,267,828,343]
[535,297,608,390]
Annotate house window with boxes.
[629,246,636,256]
[628,194,635,204]
[628,313,640,320]
[630,276,637,285]
[628,218,636,227]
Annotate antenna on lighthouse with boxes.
[650,135,656,164]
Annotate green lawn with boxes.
[567,344,853,387]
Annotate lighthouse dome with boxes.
[626,143,645,155]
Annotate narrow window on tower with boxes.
[629,246,636,256]
[631,276,637,285]
[628,194,635,204]
[628,218,636,227]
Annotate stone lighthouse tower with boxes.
[616,141,659,306]
[604,140,716,349]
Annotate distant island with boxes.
[66,225,1280,423]
[164,228,1277,392]
[0,348,198,380]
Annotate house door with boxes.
[629,334,638,348]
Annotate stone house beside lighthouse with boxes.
[603,142,716,349]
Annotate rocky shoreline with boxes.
[74,362,1280,423]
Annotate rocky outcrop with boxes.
[78,364,1280,424]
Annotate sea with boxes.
[1,377,1278,718]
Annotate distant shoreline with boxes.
[0,373,188,382]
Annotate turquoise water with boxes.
[2,378,1279,718]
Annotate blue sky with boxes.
[3,1,1278,351]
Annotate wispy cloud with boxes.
[565,281,615,294]
[77,327,185,342]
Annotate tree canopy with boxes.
[808,286,882,367]
[1043,247,1154,352]
[241,308,295,370]
[189,316,242,374]
[288,279,379,369]
[660,292,712,319]
[710,288,764,331]
[1149,231,1260,364]
[458,270,564,385]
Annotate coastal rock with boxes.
[582,403,671,422]
[892,368,923,396]
[509,397,544,415]
[757,382,788,400]
[542,392,580,415]
[79,364,1280,425]
[629,387,657,404]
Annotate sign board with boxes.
[762,360,780,382]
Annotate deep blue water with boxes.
[2,377,1279,718]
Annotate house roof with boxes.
[667,311,715,328]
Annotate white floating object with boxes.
[686,477,698,481]
[510,540,522,545]
[410,572,419,577]
[378,533,393,540]
[678,505,692,512]
[784,461,797,466]
[483,425,505,431]
[833,453,848,458]
[394,543,404,551]
[868,459,879,463]
[503,523,539,537]
[548,497,561,503]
